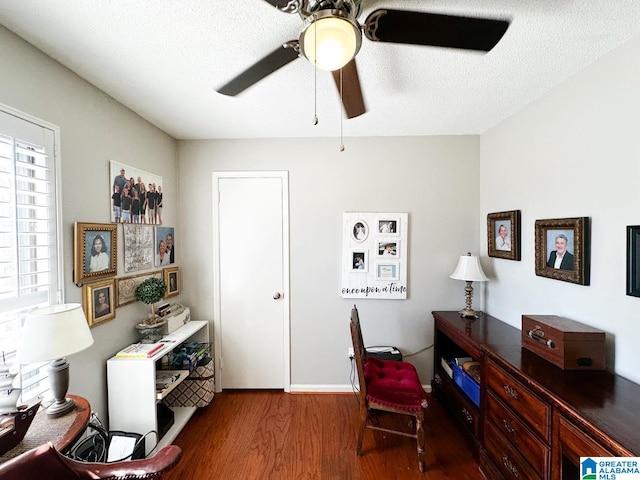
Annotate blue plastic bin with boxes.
[452,362,480,407]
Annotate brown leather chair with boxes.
[0,442,181,479]
[350,305,429,472]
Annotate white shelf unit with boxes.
[107,320,209,456]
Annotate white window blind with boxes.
[0,108,60,400]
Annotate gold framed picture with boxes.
[487,210,521,261]
[164,266,179,298]
[74,222,117,284]
[83,278,116,327]
[535,217,590,285]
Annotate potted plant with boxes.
[136,277,167,325]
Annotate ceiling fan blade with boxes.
[364,9,510,52]
[217,41,299,96]
[331,59,366,119]
[262,0,302,14]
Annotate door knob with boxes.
[273,292,282,300]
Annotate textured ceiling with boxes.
[1,1,640,140]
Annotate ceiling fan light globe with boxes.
[301,14,361,71]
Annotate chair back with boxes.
[350,305,367,402]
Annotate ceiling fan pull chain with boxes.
[339,68,345,152]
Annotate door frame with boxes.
[211,171,291,393]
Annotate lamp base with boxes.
[458,307,479,319]
[46,397,76,418]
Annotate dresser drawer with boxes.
[487,390,550,476]
[487,359,551,442]
[484,420,542,480]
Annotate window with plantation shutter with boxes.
[0,106,61,401]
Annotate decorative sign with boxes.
[123,224,154,273]
[341,212,408,299]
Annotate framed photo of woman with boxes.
[74,222,117,284]
[83,278,116,326]
[487,210,521,261]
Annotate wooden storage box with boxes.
[521,314,605,370]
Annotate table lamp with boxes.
[17,303,94,417]
[449,253,489,318]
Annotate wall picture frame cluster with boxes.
[341,212,408,300]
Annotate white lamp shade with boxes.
[300,13,362,71]
[17,303,94,363]
[450,254,489,282]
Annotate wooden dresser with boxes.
[432,311,640,479]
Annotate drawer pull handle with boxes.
[503,419,516,435]
[434,373,442,385]
[503,385,519,399]
[527,327,555,348]
[461,408,473,423]
[502,455,519,477]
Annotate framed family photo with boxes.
[73,222,117,284]
[487,210,521,261]
[164,266,180,298]
[83,279,116,327]
[626,226,640,298]
[535,217,590,285]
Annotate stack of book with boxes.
[115,342,164,358]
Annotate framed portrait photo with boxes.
[74,222,117,284]
[351,250,368,272]
[487,210,521,260]
[164,266,180,298]
[626,226,640,298]
[378,218,399,236]
[535,217,590,285]
[377,241,399,257]
[83,278,116,327]
[351,220,368,243]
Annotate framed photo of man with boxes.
[83,279,116,327]
[487,210,521,261]
[535,217,590,285]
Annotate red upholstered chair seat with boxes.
[364,357,426,412]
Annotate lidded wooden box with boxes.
[521,314,605,370]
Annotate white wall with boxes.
[177,136,481,388]
[0,26,178,421]
[480,33,640,384]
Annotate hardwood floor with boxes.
[161,390,482,479]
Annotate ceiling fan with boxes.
[217,0,510,119]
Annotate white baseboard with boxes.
[289,384,432,394]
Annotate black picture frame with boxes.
[535,217,590,285]
[487,210,521,261]
[626,226,640,297]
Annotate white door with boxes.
[213,172,290,390]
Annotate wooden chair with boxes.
[350,305,428,472]
[0,442,181,479]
